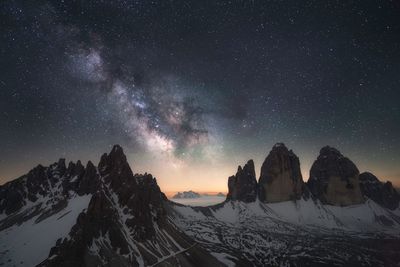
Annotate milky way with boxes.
[1,1,400,191]
[65,39,218,168]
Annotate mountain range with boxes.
[1,143,399,266]
[172,191,226,199]
[172,191,202,199]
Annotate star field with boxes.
[1,0,400,192]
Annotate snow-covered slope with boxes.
[173,198,400,234]
[170,198,400,266]
[0,158,95,266]
[266,198,400,233]
[0,146,223,267]
[0,194,91,266]
[1,144,400,267]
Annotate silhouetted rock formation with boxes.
[173,190,201,199]
[2,144,400,267]
[1,145,225,267]
[98,145,167,240]
[308,146,364,206]
[0,159,72,215]
[226,160,257,202]
[76,161,100,195]
[258,143,304,202]
[359,172,400,210]
[38,145,222,267]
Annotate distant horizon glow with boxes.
[1,143,399,193]
[1,1,399,191]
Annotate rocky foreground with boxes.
[1,144,400,266]
[0,146,222,267]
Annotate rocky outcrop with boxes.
[38,145,223,267]
[62,160,85,194]
[0,155,103,217]
[308,146,364,206]
[43,191,129,267]
[0,159,68,215]
[226,160,257,202]
[0,177,26,215]
[258,143,304,202]
[359,172,400,210]
[76,161,100,196]
[65,160,85,178]
[97,145,167,239]
[3,143,400,267]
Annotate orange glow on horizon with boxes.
[1,150,399,193]
[164,191,227,198]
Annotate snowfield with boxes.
[175,198,400,235]
[171,198,400,266]
[0,194,92,266]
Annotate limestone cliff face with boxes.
[307,146,364,206]
[258,143,304,203]
[226,160,257,202]
[359,172,400,210]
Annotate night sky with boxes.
[1,1,400,193]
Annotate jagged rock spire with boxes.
[98,145,132,178]
[76,161,99,195]
[226,159,257,202]
[258,143,304,202]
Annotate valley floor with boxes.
[170,199,400,267]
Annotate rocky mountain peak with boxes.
[359,171,379,182]
[2,144,400,267]
[227,159,257,202]
[308,146,364,206]
[66,160,84,177]
[384,181,396,192]
[39,146,190,267]
[271,142,290,152]
[1,145,225,266]
[95,146,166,239]
[30,164,46,176]
[56,158,66,172]
[108,145,127,163]
[269,143,299,160]
[76,160,83,167]
[359,172,400,210]
[242,159,256,178]
[98,145,131,179]
[76,160,100,195]
[85,160,95,171]
[319,146,342,157]
[258,143,304,202]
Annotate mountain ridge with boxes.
[0,145,225,267]
[227,143,397,209]
[1,143,400,266]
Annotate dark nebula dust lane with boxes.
[1,1,400,191]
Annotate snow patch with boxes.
[210,252,236,267]
[0,194,92,266]
[173,205,206,220]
